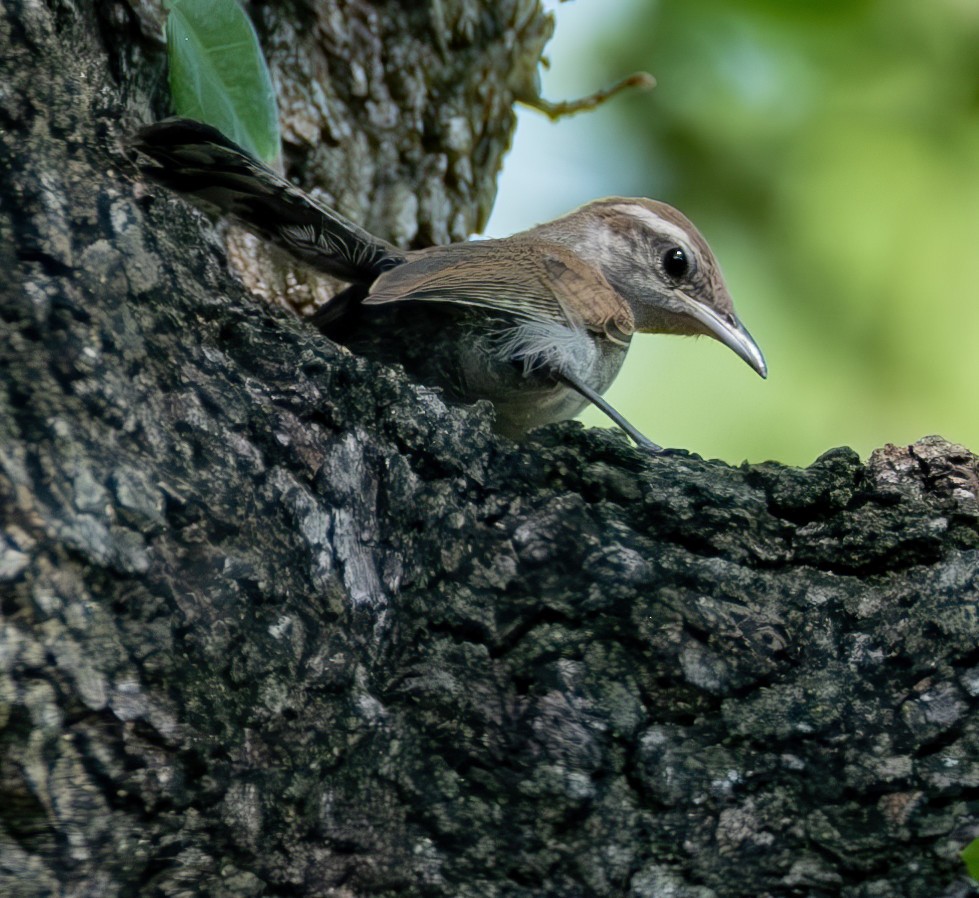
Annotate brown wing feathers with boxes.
[365,241,634,339]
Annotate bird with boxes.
[130,118,766,450]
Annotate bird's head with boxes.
[534,197,767,378]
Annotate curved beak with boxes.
[674,290,768,378]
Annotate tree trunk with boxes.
[1,2,978,897]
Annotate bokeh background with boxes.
[486,0,979,466]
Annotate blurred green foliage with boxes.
[563,0,979,464]
[963,836,979,880]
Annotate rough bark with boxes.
[2,2,979,897]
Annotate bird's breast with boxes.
[324,302,629,438]
[460,319,629,437]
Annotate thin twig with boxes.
[519,71,656,121]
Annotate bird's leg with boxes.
[553,368,662,452]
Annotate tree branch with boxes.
[1,2,977,896]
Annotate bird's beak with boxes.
[673,290,768,378]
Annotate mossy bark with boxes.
[1,2,978,896]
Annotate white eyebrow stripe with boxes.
[610,203,694,249]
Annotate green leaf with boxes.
[963,838,979,881]
[164,0,280,164]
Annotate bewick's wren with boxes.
[131,119,766,449]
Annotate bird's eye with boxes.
[662,247,689,279]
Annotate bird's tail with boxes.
[129,118,404,284]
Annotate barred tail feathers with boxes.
[130,118,404,284]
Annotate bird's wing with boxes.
[363,240,634,342]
